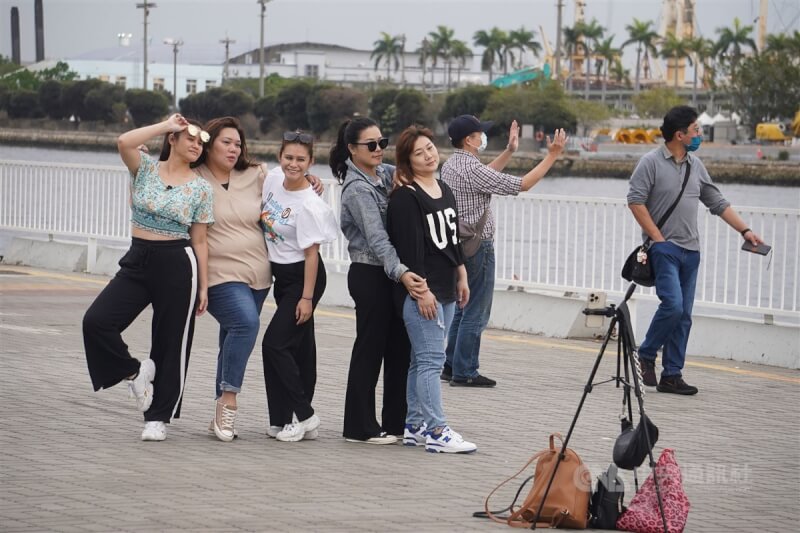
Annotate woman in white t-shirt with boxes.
[260,131,338,442]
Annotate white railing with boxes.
[2,160,798,320]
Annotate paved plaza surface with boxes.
[1,265,798,532]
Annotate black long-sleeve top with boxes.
[386,181,465,304]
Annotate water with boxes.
[2,145,798,208]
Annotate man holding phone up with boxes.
[628,105,764,395]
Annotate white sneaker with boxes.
[128,359,156,412]
[425,425,477,454]
[276,414,320,442]
[303,428,319,440]
[345,432,398,445]
[141,421,167,441]
[213,401,237,442]
[403,423,428,447]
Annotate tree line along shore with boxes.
[1,128,797,185]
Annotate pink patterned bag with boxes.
[616,448,690,533]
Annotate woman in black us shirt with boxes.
[387,126,477,454]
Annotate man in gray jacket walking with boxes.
[628,105,763,395]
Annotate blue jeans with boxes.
[639,241,700,378]
[207,282,269,398]
[445,239,495,379]
[403,294,455,430]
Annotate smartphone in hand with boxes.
[741,241,772,256]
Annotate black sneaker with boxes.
[450,374,497,387]
[640,358,657,387]
[657,376,699,395]
[440,364,452,382]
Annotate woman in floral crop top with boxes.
[82,113,214,442]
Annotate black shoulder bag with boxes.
[621,161,691,287]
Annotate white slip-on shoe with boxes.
[128,359,156,412]
[141,421,167,441]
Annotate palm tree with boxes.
[450,39,472,87]
[686,36,715,106]
[417,37,433,94]
[508,26,542,70]
[622,18,659,93]
[714,17,757,77]
[473,27,506,82]
[575,19,604,100]
[371,32,402,81]
[428,25,456,89]
[562,25,581,91]
[593,35,619,103]
[660,32,692,88]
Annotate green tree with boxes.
[125,89,169,126]
[660,32,692,88]
[82,84,125,122]
[180,88,254,123]
[727,48,800,132]
[428,25,457,89]
[306,86,367,134]
[715,17,757,77]
[508,27,542,71]
[38,80,66,119]
[686,37,716,106]
[439,85,496,123]
[610,59,631,88]
[483,82,577,136]
[371,32,402,82]
[622,18,660,93]
[274,80,313,130]
[0,55,20,76]
[450,40,473,86]
[393,89,429,132]
[61,79,103,119]
[593,36,619,103]
[254,94,279,133]
[369,88,400,124]
[473,28,506,82]
[571,99,611,136]
[632,87,684,118]
[7,90,43,118]
[575,19,605,100]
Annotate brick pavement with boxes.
[1,265,798,532]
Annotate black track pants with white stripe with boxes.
[83,237,198,422]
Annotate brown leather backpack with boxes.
[484,433,591,529]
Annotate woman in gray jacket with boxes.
[331,117,427,444]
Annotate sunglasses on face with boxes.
[352,137,389,152]
[186,124,210,143]
[283,131,314,143]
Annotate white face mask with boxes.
[477,132,488,153]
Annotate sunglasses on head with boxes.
[283,131,314,143]
[353,137,389,152]
[186,124,210,143]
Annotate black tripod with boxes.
[530,283,668,532]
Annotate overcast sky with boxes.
[2,0,799,68]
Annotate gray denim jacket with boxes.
[340,159,408,281]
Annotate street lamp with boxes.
[164,38,183,109]
[136,1,157,90]
[117,33,132,47]
[257,0,273,97]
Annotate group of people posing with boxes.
[82,104,762,452]
[81,109,566,453]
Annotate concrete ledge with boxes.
[4,236,797,369]
[689,314,799,369]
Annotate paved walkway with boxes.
[1,265,798,532]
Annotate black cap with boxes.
[447,115,493,144]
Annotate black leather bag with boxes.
[622,161,691,286]
[621,245,654,286]
[589,464,626,529]
[613,415,659,471]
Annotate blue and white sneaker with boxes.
[425,425,477,454]
[402,423,427,447]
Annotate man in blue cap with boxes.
[441,115,566,387]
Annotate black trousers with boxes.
[83,238,198,422]
[342,263,410,439]
[262,256,326,426]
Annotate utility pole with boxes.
[136,1,157,90]
[554,0,564,83]
[400,34,406,87]
[164,38,183,109]
[757,0,768,52]
[220,34,236,85]
[257,0,273,97]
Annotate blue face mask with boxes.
[684,136,702,152]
